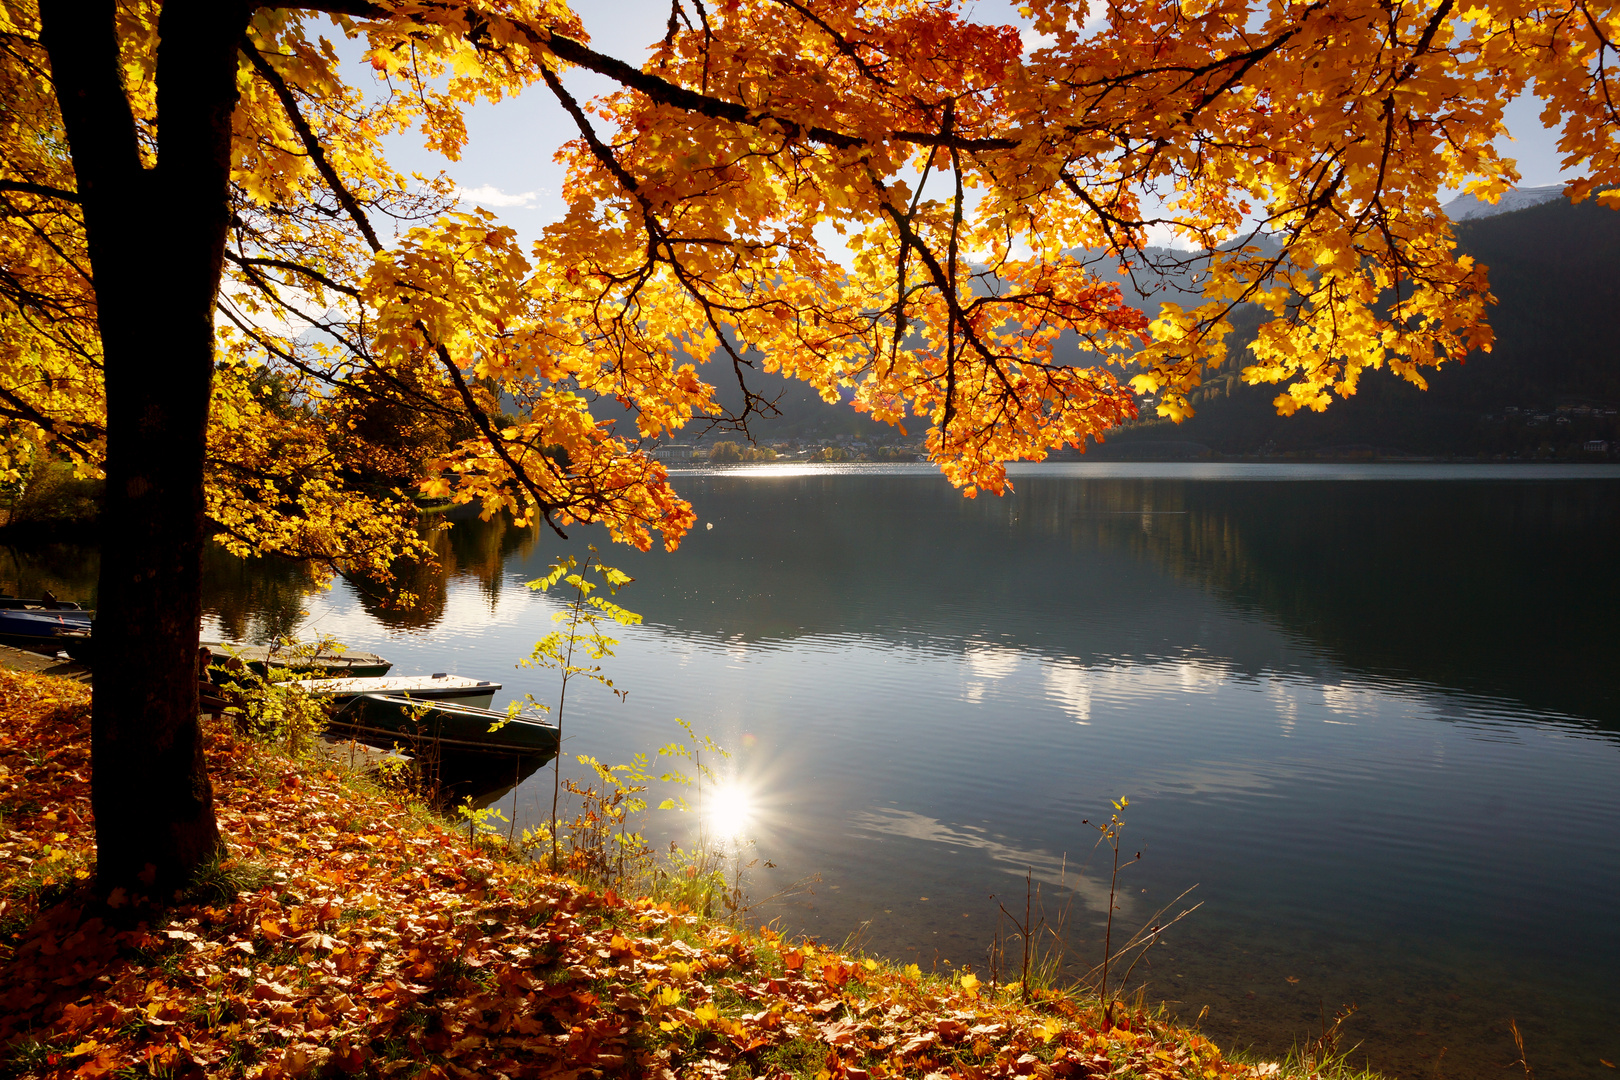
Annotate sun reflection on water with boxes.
[703,782,755,842]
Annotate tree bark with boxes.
[40,0,251,892]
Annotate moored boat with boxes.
[282,672,500,709]
[0,605,94,654]
[203,642,393,680]
[331,693,557,756]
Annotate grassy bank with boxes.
[0,670,1378,1080]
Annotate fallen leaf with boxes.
[819,1017,861,1045]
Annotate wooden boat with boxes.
[202,642,393,680]
[330,693,558,756]
[282,672,500,709]
[0,604,94,654]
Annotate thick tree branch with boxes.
[0,179,80,202]
[37,0,144,227]
[510,21,1020,152]
[769,0,895,86]
[540,61,777,435]
[0,382,98,459]
[421,323,570,539]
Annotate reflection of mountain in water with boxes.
[1110,479,1619,726]
[513,474,1617,729]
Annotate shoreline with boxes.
[0,642,90,682]
[666,459,1620,479]
[0,669,1379,1080]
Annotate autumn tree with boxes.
[0,0,1615,888]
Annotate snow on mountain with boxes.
[1443,184,1566,221]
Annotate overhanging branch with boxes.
[0,180,80,202]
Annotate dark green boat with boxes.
[330,693,558,756]
[203,641,393,680]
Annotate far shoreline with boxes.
[668,459,1620,480]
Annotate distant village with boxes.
[638,399,1620,465]
[1478,403,1618,459]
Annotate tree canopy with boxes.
[0,0,1615,883]
[4,0,1616,534]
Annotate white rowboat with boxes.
[282,672,501,710]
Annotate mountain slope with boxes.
[667,195,1618,458]
[1102,196,1620,458]
[1443,183,1566,221]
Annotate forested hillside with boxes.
[1103,197,1620,458]
[674,197,1619,458]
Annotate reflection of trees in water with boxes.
[0,538,317,636]
[0,541,100,605]
[442,511,539,599]
[12,478,1609,728]
[204,511,541,637]
[3,510,541,640]
[347,532,446,631]
[200,542,322,643]
[347,513,539,631]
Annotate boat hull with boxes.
[0,608,94,655]
[330,693,557,756]
[283,674,498,710]
[203,643,393,680]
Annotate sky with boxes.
[362,0,1576,245]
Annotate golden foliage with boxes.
[1,0,1616,554]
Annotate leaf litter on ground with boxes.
[0,669,1321,1079]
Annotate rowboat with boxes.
[330,693,558,756]
[0,604,94,654]
[203,642,393,680]
[281,673,500,709]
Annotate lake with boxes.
[10,463,1619,1079]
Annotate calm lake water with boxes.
[10,464,1619,1079]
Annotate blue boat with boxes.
[0,602,93,654]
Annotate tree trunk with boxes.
[41,0,251,892]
